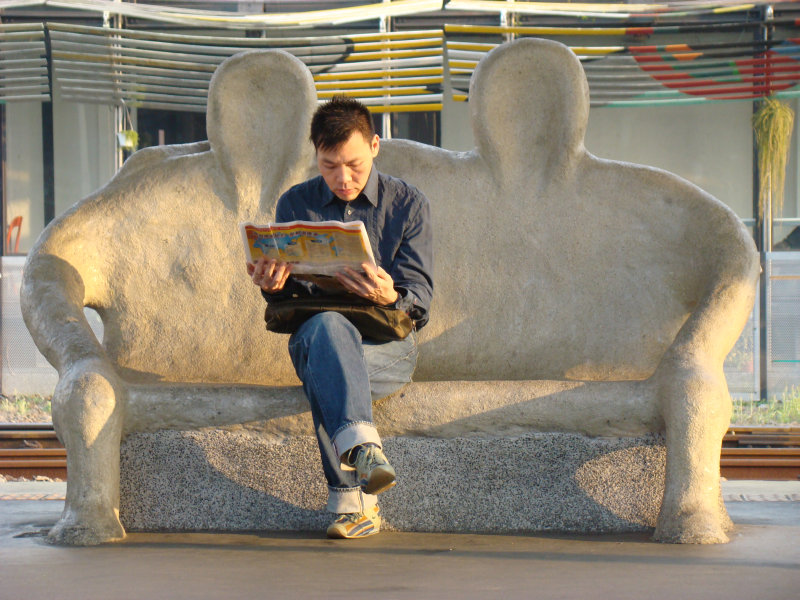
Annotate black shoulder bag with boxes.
[265,295,413,341]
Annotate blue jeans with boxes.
[288,312,417,514]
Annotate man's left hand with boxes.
[336,262,399,306]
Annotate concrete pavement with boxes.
[0,479,798,600]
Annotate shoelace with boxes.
[337,508,376,524]
[355,445,382,471]
[339,512,365,524]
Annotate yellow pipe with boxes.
[318,87,435,98]
[368,103,442,113]
[446,42,498,51]
[314,67,442,81]
[346,30,444,42]
[344,48,442,62]
[445,24,628,36]
[350,38,443,51]
[315,76,442,89]
[449,60,479,69]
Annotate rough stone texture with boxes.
[120,431,330,532]
[20,39,760,545]
[120,429,666,534]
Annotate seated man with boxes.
[247,96,434,538]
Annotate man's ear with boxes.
[371,134,380,157]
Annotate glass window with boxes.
[137,109,207,149]
[373,111,440,147]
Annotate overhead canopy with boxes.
[46,24,443,112]
[0,23,50,103]
[444,1,770,20]
[0,0,444,29]
[1,1,800,110]
[0,1,781,27]
[445,24,800,107]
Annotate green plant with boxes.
[0,394,52,423]
[753,96,795,218]
[732,386,800,425]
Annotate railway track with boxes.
[722,426,800,480]
[0,423,66,479]
[1,424,799,481]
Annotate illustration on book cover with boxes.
[240,220,376,276]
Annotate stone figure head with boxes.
[470,37,590,183]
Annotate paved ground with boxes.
[0,479,798,600]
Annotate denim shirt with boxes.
[266,167,434,329]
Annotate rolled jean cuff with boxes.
[326,486,378,514]
[332,421,382,469]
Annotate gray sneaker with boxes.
[353,444,396,495]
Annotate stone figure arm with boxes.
[21,242,112,377]
[20,224,127,544]
[648,190,760,544]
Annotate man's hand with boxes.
[336,262,399,306]
[247,257,293,293]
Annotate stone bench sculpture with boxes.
[21,38,759,545]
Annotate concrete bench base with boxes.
[119,429,666,534]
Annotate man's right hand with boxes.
[247,257,293,293]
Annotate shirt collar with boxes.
[320,166,379,208]
[361,166,379,206]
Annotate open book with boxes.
[240,220,376,289]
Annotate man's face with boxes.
[316,131,380,202]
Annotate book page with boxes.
[240,220,376,276]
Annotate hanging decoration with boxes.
[753,96,795,218]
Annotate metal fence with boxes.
[764,253,800,399]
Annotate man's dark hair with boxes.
[310,96,375,151]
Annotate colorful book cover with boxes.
[239,220,376,276]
